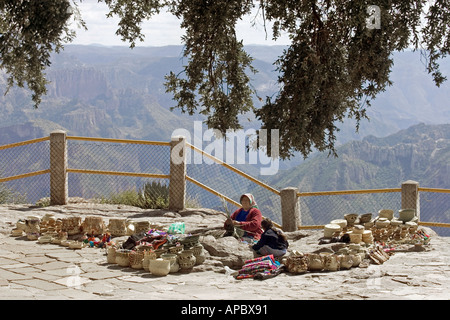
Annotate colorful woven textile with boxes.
[238,261,274,275]
[235,255,280,280]
[244,254,277,265]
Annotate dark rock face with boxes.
[47,68,110,101]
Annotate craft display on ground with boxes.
[9,207,432,280]
[10,215,206,277]
[282,208,431,275]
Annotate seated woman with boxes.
[224,193,263,240]
[251,218,288,257]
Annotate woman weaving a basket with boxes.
[224,193,263,240]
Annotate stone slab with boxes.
[18,256,55,265]
[10,266,42,275]
[0,268,33,281]
[11,278,67,291]
[35,261,74,271]
[82,270,123,280]
[0,278,9,287]
[0,263,32,269]
[0,257,18,265]
[32,272,61,282]
[53,276,92,288]
[42,268,76,277]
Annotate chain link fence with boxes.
[419,190,450,236]
[185,143,282,225]
[298,191,401,226]
[67,139,170,175]
[1,173,50,205]
[0,134,449,236]
[0,138,50,204]
[67,138,171,208]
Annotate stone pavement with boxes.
[1,228,449,301]
[0,204,449,301]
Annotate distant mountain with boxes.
[0,45,280,145]
[0,45,449,174]
[1,45,448,236]
[264,123,450,235]
[0,119,65,143]
[334,51,450,143]
[269,123,450,190]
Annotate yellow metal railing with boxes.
[67,136,170,146]
[297,188,402,197]
[0,137,51,184]
[66,136,171,179]
[0,136,49,150]
[186,175,241,208]
[187,142,280,196]
[0,169,51,183]
[0,134,448,231]
[296,187,450,230]
[186,142,284,228]
[302,222,450,230]
[67,168,170,180]
[66,137,249,219]
[418,187,450,193]
[417,188,450,229]
[296,188,402,229]
[419,221,450,228]
[185,175,283,229]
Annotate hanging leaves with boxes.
[1,0,449,159]
[0,0,84,108]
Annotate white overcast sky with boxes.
[69,1,291,47]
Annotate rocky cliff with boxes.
[1,45,449,148]
[270,123,450,191]
[0,120,65,143]
[47,68,110,101]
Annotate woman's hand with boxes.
[232,220,241,227]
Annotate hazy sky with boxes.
[69,1,291,47]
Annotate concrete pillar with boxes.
[169,136,186,211]
[280,187,301,231]
[401,180,420,220]
[50,130,68,205]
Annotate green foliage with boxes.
[99,181,202,209]
[0,182,26,204]
[35,197,51,207]
[101,181,170,209]
[100,189,141,207]
[103,0,167,48]
[138,181,170,209]
[256,0,440,159]
[1,0,449,158]
[0,0,85,108]
[165,0,257,133]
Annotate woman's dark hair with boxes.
[261,218,273,230]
